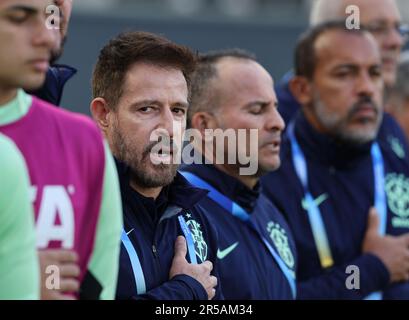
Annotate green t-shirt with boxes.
[0,134,39,299]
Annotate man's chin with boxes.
[138,164,178,188]
[259,160,281,175]
[338,126,378,145]
[21,75,47,91]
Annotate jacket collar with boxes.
[293,111,374,169]
[181,163,260,213]
[115,158,208,211]
[27,64,77,106]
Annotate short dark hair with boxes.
[92,31,197,109]
[295,20,370,79]
[188,48,257,127]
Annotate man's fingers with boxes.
[174,236,188,260]
[39,249,78,263]
[402,233,409,247]
[202,261,213,273]
[208,288,216,300]
[59,279,80,292]
[59,264,80,277]
[366,207,380,236]
[210,275,217,288]
[54,250,79,263]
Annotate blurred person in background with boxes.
[0,0,123,300]
[0,134,39,300]
[387,52,409,140]
[27,0,76,106]
[277,0,408,126]
[262,21,409,300]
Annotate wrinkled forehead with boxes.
[315,30,381,69]
[120,62,189,105]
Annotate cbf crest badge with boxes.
[385,173,409,228]
[267,221,295,270]
[185,212,208,263]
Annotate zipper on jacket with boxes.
[152,244,159,258]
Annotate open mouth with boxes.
[262,140,281,153]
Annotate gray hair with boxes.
[309,0,344,26]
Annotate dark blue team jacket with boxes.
[180,163,297,300]
[114,160,223,300]
[28,64,76,106]
[261,111,409,300]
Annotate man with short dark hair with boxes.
[262,21,409,299]
[91,31,222,300]
[181,49,297,299]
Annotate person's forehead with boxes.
[341,0,401,23]
[215,59,276,107]
[0,0,54,10]
[217,58,273,90]
[122,62,188,99]
[315,30,381,67]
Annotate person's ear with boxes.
[289,76,313,106]
[190,112,218,137]
[90,98,112,132]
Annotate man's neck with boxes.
[214,163,258,190]
[303,108,328,135]
[130,179,162,200]
[0,88,18,106]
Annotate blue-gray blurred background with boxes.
[60,0,409,114]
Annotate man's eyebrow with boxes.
[129,100,189,109]
[129,100,162,108]
[333,64,357,68]
[173,101,189,109]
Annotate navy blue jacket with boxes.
[181,163,297,300]
[261,112,409,299]
[115,160,223,300]
[276,70,298,126]
[28,64,76,106]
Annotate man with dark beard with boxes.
[90,31,222,300]
[261,21,409,299]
